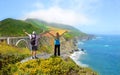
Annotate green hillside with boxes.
[0,18,87,38]
[25,18,81,32]
[0,18,43,36]
[26,18,48,31]
[25,18,87,39]
[46,23,86,37]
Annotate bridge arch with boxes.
[15,39,29,48]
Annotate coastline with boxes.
[68,35,94,67]
[69,48,88,67]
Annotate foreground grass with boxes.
[0,43,30,75]
[0,43,98,75]
[8,57,98,75]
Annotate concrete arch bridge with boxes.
[0,36,30,48]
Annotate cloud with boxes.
[23,6,93,25]
[22,0,100,26]
[50,0,101,12]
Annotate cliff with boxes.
[38,34,78,56]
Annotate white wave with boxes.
[78,42,84,45]
[104,45,110,47]
[91,36,103,41]
[70,50,88,67]
[92,38,96,40]
[95,36,104,40]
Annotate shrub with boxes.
[0,43,30,75]
[8,57,98,75]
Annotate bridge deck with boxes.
[0,36,29,39]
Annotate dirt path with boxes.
[20,53,52,63]
[20,52,70,63]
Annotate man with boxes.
[23,30,47,59]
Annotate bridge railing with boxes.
[0,36,29,46]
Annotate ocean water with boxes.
[76,35,120,75]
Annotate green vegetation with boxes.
[0,18,44,36]
[0,42,30,75]
[7,56,97,75]
[0,18,87,38]
[25,18,87,40]
[0,42,97,75]
[26,18,48,31]
[63,31,87,40]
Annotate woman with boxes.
[48,31,67,56]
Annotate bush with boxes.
[0,43,30,75]
[8,57,98,75]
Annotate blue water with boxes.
[78,35,120,75]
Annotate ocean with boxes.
[70,35,120,75]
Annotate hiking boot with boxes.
[35,56,38,59]
[31,56,35,59]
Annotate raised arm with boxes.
[40,30,49,36]
[23,30,29,36]
[48,32,55,37]
[60,31,68,37]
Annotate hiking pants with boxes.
[54,45,60,56]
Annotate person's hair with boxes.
[56,32,60,38]
[32,31,36,34]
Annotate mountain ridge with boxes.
[0,18,87,38]
[0,18,44,36]
[25,18,81,32]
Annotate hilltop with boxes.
[25,18,87,39]
[0,18,87,39]
[26,18,80,31]
[0,18,44,36]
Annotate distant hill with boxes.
[25,19,48,31]
[0,18,43,36]
[0,18,87,38]
[47,23,80,32]
[25,18,80,31]
[25,18,87,38]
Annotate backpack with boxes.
[30,34,36,45]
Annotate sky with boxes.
[0,0,120,35]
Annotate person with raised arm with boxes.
[23,30,47,59]
[48,31,67,56]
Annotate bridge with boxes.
[0,36,30,48]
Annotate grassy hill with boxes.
[0,18,87,38]
[25,19,87,39]
[25,18,82,32]
[26,18,48,31]
[0,18,44,36]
